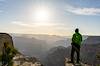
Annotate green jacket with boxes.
[72,32,82,45]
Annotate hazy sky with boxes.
[0,0,100,36]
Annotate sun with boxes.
[33,8,50,22]
[35,10,49,21]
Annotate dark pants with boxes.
[71,43,80,63]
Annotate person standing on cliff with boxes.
[70,28,82,64]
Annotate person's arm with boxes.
[80,34,82,42]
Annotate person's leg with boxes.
[71,45,75,63]
[76,45,80,63]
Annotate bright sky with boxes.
[0,0,100,36]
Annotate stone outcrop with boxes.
[13,54,42,66]
[65,58,90,66]
[0,33,14,55]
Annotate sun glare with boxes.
[33,8,50,22]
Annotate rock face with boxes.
[81,44,100,65]
[0,33,14,55]
[43,46,70,66]
[81,36,100,65]
[0,33,42,66]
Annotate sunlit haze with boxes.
[0,0,100,36]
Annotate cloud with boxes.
[12,21,34,28]
[12,21,57,28]
[11,21,68,29]
[66,5,100,15]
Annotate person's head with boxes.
[75,28,79,33]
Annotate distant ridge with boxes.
[83,36,100,44]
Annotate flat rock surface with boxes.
[65,58,90,66]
